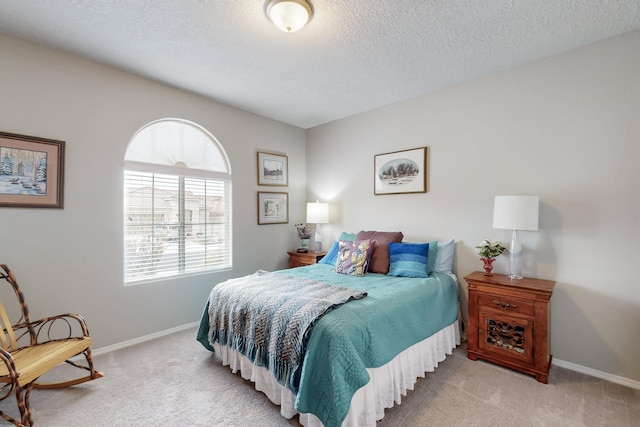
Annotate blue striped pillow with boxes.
[387,242,429,278]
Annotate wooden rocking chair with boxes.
[0,264,103,426]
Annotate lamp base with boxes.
[508,229,523,279]
[314,223,322,252]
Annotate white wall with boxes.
[0,34,306,347]
[2,29,639,385]
[306,31,640,383]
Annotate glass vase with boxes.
[300,238,310,250]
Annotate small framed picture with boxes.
[258,191,288,224]
[257,152,288,186]
[374,147,427,195]
[0,131,65,208]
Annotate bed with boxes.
[197,236,460,427]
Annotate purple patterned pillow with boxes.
[335,239,374,277]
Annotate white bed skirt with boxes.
[213,320,460,427]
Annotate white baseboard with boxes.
[90,322,640,391]
[552,358,640,390]
[91,321,200,357]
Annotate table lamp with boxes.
[492,195,539,279]
[306,201,329,252]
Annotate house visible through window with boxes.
[123,119,232,284]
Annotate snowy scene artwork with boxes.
[374,147,427,195]
[0,132,64,208]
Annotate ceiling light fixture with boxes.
[265,0,313,33]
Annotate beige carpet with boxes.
[3,327,638,427]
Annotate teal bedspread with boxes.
[197,264,459,427]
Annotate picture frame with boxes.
[374,147,427,195]
[0,131,65,208]
[258,191,289,224]
[257,151,288,186]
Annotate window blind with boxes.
[124,170,232,283]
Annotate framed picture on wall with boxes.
[258,191,288,224]
[0,131,65,208]
[374,147,427,195]
[257,151,288,186]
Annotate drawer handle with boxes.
[491,300,517,310]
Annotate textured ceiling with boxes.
[1,1,640,129]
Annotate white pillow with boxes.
[434,239,455,273]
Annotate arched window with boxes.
[123,119,232,283]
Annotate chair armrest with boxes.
[13,313,91,346]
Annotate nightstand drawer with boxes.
[287,251,326,269]
[478,293,534,317]
[293,257,316,267]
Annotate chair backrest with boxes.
[0,264,35,351]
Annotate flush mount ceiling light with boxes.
[265,0,313,32]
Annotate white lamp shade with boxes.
[306,201,328,224]
[265,0,313,32]
[493,195,539,231]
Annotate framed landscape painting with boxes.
[257,152,288,186]
[374,147,427,195]
[0,131,65,208]
[258,191,288,224]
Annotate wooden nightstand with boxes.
[287,250,326,268]
[464,271,555,383]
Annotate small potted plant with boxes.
[475,239,506,275]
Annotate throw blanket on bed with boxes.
[206,270,367,392]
